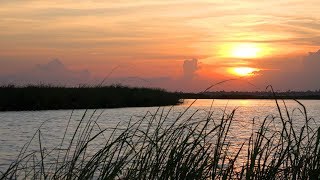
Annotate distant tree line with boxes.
[180,90,320,99]
[2,84,320,111]
[0,85,182,111]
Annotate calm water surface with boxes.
[1,99,320,171]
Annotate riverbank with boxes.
[2,85,320,111]
[181,91,320,100]
[0,85,182,111]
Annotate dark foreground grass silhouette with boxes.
[1,96,319,179]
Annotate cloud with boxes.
[303,50,320,71]
[2,50,320,92]
[0,58,211,92]
[252,49,320,90]
[298,50,320,89]
[0,59,91,86]
[94,58,212,92]
[183,58,199,80]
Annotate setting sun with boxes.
[231,44,260,58]
[230,67,259,76]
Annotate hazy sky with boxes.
[1,0,320,91]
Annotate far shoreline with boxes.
[180,91,320,100]
[0,85,182,111]
[1,85,320,111]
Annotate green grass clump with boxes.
[1,98,320,179]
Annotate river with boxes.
[1,99,320,171]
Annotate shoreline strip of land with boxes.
[1,85,320,111]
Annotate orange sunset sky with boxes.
[1,0,320,91]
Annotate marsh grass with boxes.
[1,96,320,179]
[0,85,181,111]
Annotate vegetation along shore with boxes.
[0,85,182,111]
[2,85,320,111]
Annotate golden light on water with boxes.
[230,67,260,76]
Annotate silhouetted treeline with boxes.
[0,85,182,111]
[180,90,320,99]
[2,85,320,111]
